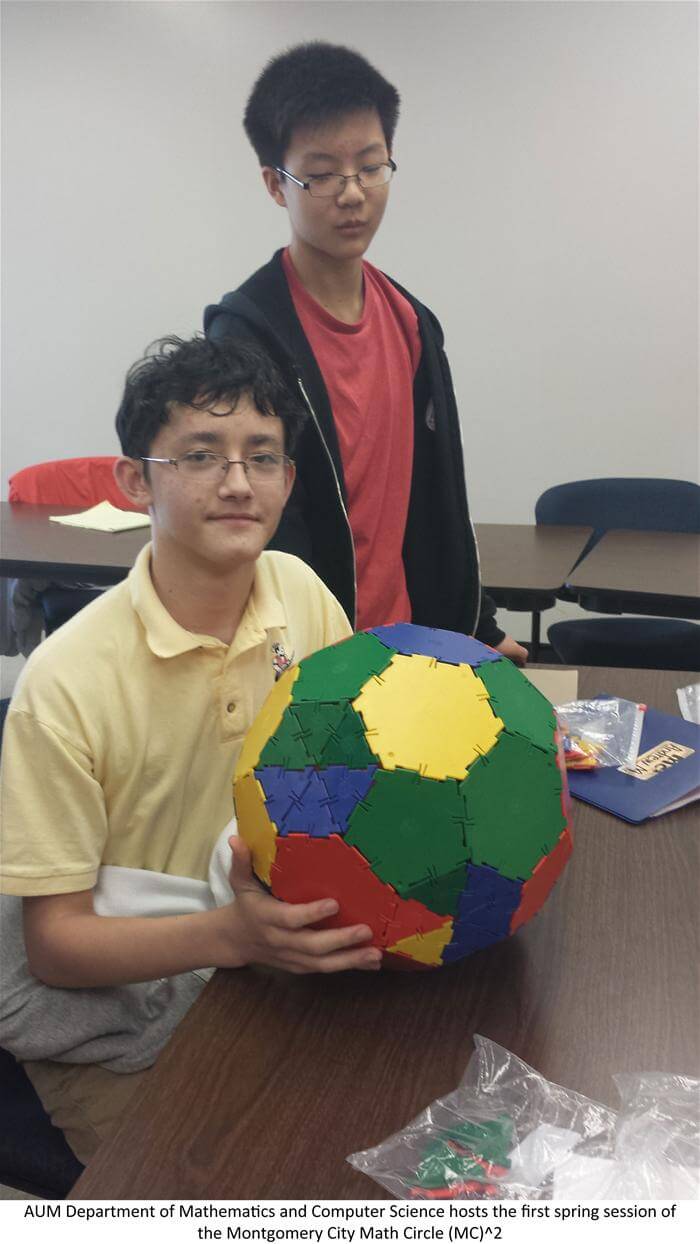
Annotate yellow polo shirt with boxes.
[0,545,351,897]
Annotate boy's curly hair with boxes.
[115,335,306,460]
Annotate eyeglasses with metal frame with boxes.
[274,159,397,198]
[140,451,294,482]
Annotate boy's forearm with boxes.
[23,847,381,985]
[24,901,244,988]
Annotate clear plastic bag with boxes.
[555,697,645,769]
[677,683,700,724]
[347,1037,700,1200]
[607,1072,700,1199]
[347,1036,615,1199]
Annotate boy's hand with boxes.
[494,634,528,666]
[222,835,382,975]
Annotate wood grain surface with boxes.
[70,667,699,1200]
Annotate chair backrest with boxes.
[536,478,700,563]
[8,457,145,512]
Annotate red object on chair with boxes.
[8,457,145,511]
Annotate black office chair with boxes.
[536,478,700,670]
[39,588,104,636]
[0,1047,84,1198]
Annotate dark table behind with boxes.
[474,523,592,595]
[0,502,149,584]
[566,529,700,618]
[69,667,700,1200]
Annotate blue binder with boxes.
[567,703,699,823]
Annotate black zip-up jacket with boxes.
[204,251,503,646]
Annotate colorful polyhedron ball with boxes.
[233,624,572,968]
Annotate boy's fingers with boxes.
[228,843,376,960]
[281,922,374,958]
[272,895,340,929]
[296,946,382,974]
[227,843,341,923]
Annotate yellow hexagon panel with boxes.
[353,653,503,779]
[233,771,278,885]
[234,665,300,781]
[387,920,454,966]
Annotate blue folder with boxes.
[567,702,699,824]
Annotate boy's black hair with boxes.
[115,335,306,460]
[244,42,400,167]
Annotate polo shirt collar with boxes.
[128,544,287,659]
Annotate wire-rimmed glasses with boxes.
[275,159,397,198]
[140,451,293,483]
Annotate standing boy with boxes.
[205,42,527,664]
[0,335,379,1162]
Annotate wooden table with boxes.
[70,666,699,1201]
[474,523,593,656]
[567,529,700,618]
[0,502,149,584]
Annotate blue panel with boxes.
[453,863,522,935]
[319,765,378,831]
[442,923,507,962]
[441,864,523,961]
[255,766,310,825]
[458,863,522,910]
[368,624,502,667]
[255,766,337,837]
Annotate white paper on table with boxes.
[49,501,151,533]
[506,1124,581,1188]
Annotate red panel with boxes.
[509,826,573,934]
[271,834,448,949]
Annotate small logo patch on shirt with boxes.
[271,642,294,680]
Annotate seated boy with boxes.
[0,335,380,1164]
[204,41,527,665]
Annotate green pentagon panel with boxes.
[345,768,470,894]
[287,700,379,768]
[292,631,397,703]
[476,659,557,755]
[257,705,312,770]
[402,860,469,917]
[461,731,565,881]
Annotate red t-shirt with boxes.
[283,249,421,629]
